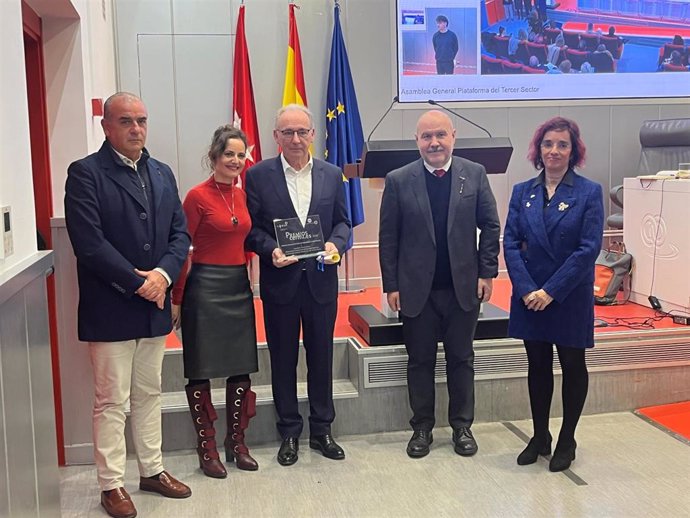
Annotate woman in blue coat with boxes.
[504,117,604,472]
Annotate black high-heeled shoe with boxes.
[549,440,577,472]
[517,433,552,465]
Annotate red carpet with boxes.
[165,278,685,349]
[638,401,690,441]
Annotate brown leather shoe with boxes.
[139,471,191,499]
[101,487,137,518]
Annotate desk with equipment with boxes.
[623,177,690,314]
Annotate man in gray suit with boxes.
[379,110,500,458]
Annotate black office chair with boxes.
[607,118,690,229]
[638,118,690,174]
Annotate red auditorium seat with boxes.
[544,28,561,45]
[600,36,623,59]
[526,41,548,64]
[501,60,524,73]
[662,63,689,71]
[522,64,546,74]
[493,36,511,59]
[659,44,688,66]
[481,54,504,74]
[589,52,616,72]
[565,48,590,70]
[580,33,600,51]
[515,41,530,64]
[563,31,580,49]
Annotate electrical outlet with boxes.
[1,206,12,259]
[672,316,690,326]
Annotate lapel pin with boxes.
[558,202,569,211]
[526,201,531,208]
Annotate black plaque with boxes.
[273,215,325,259]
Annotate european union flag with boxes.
[325,3,365,250]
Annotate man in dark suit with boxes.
[379,110,500,458]
[65,92,191,518]
[245,104,351,466]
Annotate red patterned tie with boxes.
[434,169,446,178]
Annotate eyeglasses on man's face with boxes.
[277,128,313,139]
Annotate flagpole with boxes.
[341,250,365,293]
[325,0,366,294]
[340,155,364,295]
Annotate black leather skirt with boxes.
[181,264,258,379]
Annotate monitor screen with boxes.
[396,0,690,103]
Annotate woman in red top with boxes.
[172,126,259,478]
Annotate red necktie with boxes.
[434,169,446,178]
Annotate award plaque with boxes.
[273,215,325,259]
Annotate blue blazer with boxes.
[503,170,604,348]
[245,156,351,305]
[65,142,190,342]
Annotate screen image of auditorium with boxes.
[397,0,690,102]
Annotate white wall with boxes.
[43,0,118,218]
[0,0,37,272]
[0,0,117,275]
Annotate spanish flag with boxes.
[282,3,308,107]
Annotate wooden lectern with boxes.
[343,137,514,179]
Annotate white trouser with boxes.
[89,336,166,491]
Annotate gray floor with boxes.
[60,412,690,518]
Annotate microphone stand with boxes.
[367,96,399,142]
[428,99,492,138]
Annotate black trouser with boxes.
[524,340,588,445]
[436,60,455,74]
[263,274,337,439]
[402,288,480,431]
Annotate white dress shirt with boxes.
[423,156,453,176]
[280,153,313,227]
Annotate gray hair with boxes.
[274,104,314,129]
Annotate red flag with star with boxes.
[233,3,261,188]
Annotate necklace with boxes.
[213,179,238,226]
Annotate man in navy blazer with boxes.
[246,105,351,466]
[379,111,500,458]
[65,93,191,518]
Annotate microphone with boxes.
[427,99,492,138]
[367,96,399,142]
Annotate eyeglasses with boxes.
[541,140,571,150]
[277,128,312,139]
